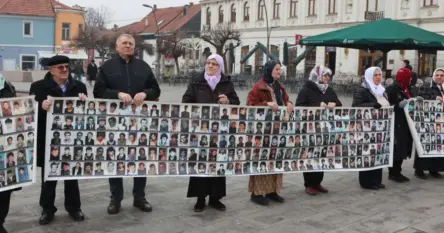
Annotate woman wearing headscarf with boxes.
[295,65,342,195]
[0,74,18,233]
[414,68,444,179]
[246,60,293,205]
[385,68,417,183]
[182,54,240,212]
[352,67,389,190]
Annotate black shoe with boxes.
[378,183,386,189]
[250,194,269,206]
[265,193,285,203]
[430,171,443,179]
[133,197,153,212]
[209,198,226,211]
[0,224,7,233]
[361,185,379,190]
[68,210,85,222]
[389,174,409,183]
[194,198,206,212]
[107,199,121,215]
[415,171,428,179]
[39,212,54,225]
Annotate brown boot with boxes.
[133,197,152,212]
[107,199,121,215]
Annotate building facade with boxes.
[200,0,444,78]
[0,0,55,71]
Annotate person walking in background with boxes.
[86,59,97,87]
[352,67,389,190]
[30,55,87,225]
[295,65,341,195]
[182,54,240,212]
[94,33,160,215]
[385,68,417,183]
[414,68,444,179]
[73,62,84,82]
[246,60,293,205]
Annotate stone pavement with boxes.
[5,83,443,233]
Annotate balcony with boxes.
[364,11,384,21]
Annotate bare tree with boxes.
[200,23,241,71]
[156,31,187,75]
[84,6,112,29]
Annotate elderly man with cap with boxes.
[29,55,87,225]
[94,33,160,215]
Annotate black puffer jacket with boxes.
[30,73,87,167]
[93,56,160,100]
[295,81,342,107]
[351,85,387,107]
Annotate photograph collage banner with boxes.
[404,99,444,158]
[44,97,395,181]
[0,96,37,192]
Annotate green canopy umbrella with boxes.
[299,18,444,51]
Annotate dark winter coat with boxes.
[93,56,160,100]
[385,82,416,159]
[86,62,98,81]
[295,81,342,107]
[352,86,388,108]
[182,72,240,105]
[29,73,87,167]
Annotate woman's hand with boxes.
[267,102,279,112]
[286,102,294,114]
[320,102,327,108]
[78,93,87,101]
[327,102,336,109]
[218,94,230,104]
[42,95,52,111]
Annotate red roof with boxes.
[0,0,55,17]
[52,0,72,10]
[119,4,201,34]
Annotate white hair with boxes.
[116,34,135,44]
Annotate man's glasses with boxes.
[53,65,69,71]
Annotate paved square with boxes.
[5,83,442,233]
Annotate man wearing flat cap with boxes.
[94,33,160,215]
[29,55,87,225]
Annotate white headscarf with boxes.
[364,67,385,97]
[309,65,332,93]
[432,68,444,90]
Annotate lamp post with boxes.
[143,4,161,80]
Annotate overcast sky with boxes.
[60,0,200,27]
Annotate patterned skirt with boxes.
[248,174,283,196]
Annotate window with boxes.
[218,5,224,23]
[230,4,236,22]
[366,0,378,11]
[258,0,265,20]
[23,21,33,37]
[273,0,281,19]
[206,7,211,25]
[243,2,250,21]
[289,0,298,18]
[21,55,36,71]
[418,50,437,77]
[308,0,316,16]
[62,23,71,40]
[423,0,437,6]
[328,0,336,14]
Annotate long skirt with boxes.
[414,154,444,172]
[248,174,283,196]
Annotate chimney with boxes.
[153,4,157,10]
[189,2,193,6]
[145,16,148,26]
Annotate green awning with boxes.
[299,18,444,51]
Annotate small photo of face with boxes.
[179,119,189,133]
[48,162,60,176]
[168,162,178,175]
[230,107,239,120]
[210,121,219,133]
[190,105,200,119]
[158,162,167,175]
[1,118,15,134]
[201,106,210,119]
[247,108,256,121]
[200,120,209,133]
[169,119,179,132]
[116,162,126,175]
[160,104,170,118]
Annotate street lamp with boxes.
[143,4,161,80]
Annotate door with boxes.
[2,59,16,71]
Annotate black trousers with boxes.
[187,177,226,199]
[39,166,81,214]
[303,172,324,188]
[388,159,404,176]
[109,177,146,202]
[359,168,382,188]
[0,190,12,225]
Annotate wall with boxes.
[54,10,85,53]
[0,15,54,45]
[0,46,53,71]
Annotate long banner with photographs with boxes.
[0,96,37,192]
[44,98,395,181]
[404,99,444,158]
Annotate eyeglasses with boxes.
[53,65,69,71]
[206,62,219,66]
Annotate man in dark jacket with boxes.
[94,33,160,215]
[0,76,19,233]
[86,59,97,87]
[30,55,87,225]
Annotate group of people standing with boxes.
[0,33,443,233]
